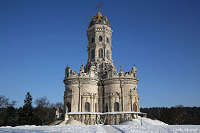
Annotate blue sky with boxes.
[0,0,200,108]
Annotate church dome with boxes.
[88,10,110,28]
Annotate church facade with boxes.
[63,11,140,118]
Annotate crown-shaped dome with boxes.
[88,10,110,28]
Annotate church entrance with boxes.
[114,102,119,112]
[85,102,90,112]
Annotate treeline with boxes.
[0,92,64,127]
[1,93,200,126]
[141,106,200,125]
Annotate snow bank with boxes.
[113,125,200,133]
[1,118,199,133]
[65,120,85,125]
[120,117,167,125]
[142,118,167,125]
[120,118,141,125]
[0,125,106,133]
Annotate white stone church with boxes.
[63,10,141,124]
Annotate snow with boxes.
[120,117,168,125]
[65,119,85,125]
[0,125,106,133]
[113,125,200,133]
[0,125,199,133]
[0,125,200,133]
[141,117,168,125]
[0,118,199,133]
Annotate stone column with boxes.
[93,95,95,112]
[120,82,124,111]
[109,95,111,112]
[81,95,82,112]
[71,92,74,112]
[119,95,122,112]
[91,95,93,112]
[82,97,85,112]
[111,97,114,112]
[78,80,81,112]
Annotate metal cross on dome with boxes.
[96,0,102,11]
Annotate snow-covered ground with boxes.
[1,125,199,133]
[120,117,168,125]
[0,118,199,133]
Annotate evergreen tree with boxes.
[23,92,32,109]
[19,92,33,125]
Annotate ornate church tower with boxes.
[63,10,140,123]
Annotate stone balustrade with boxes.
[66,112,147,125]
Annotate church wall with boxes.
[80,79,98,112]
[122,84,134,112]
[121,81,139,112]
[64,84,79,112]
[104,78,122,112]
[98,85,104,112]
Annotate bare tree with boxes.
[33,96,55,125]
[54,102,64,110]
[0,95,17,108]
[34,96,50,108]
[0,95,9,108]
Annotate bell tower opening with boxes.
[99,36,103,42]
[98,48,103,58]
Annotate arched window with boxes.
[66,102,71,113]
[91,49,95,59]
[91,37,94,43]
[99,36,103,42]
[114,102,119,112]
[107,38,109,44]
[85,102,90,112]
[133,103,137,112]
[98,48,103,58]
[105,104,108,112]
[107,50,110,60]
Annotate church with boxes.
[63,10,141,124]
